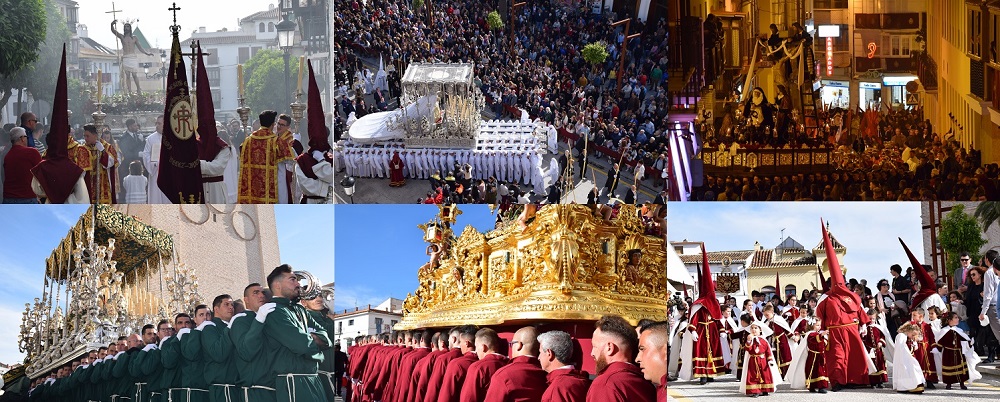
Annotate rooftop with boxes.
[678,250,755,264]
[750,249,818,268]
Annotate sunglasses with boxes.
[961,258,971,261]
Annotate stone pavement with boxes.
[668,363,1000,401]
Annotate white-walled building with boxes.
[332,298,404,350]
[181,5,283,118]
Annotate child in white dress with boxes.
[123,160,148,204]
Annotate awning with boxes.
[667,244,695,287]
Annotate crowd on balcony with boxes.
[333,0,673,201]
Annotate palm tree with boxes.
[974,201,1000,232]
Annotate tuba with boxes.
[293,271,332,302]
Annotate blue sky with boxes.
[333,204,499,313]
[669,202,925,290]
[0,205,331,366]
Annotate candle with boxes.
[96,69,102,104]
[297,56,305,93]
[237,64,244,98]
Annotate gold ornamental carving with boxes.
[397,205,668,329]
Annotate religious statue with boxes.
[623,249,643,284]
[112,20,155,97]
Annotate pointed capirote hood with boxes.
[692,243,722,320]
[45,44,70,160]
[899,237,936,311]
[821,218,846,288]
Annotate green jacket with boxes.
[307,309,336,372]
[202,317,239,385]
[230,310,273,387]
[263,298,332,376]
[158,336,184,390]
[179,328,209,389]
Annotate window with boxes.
[211,89,222,106]
[375,318,384,334]
[814,0,847,9]
[207,67,220,87]
[391,320,398,328]
[259,22,266,32]
[269,22,275,32]
[252,46,262,57]
[338,322,342,334]
[891,36,900,56]
[833,24,849,52]
[206,48,219,65]
[348,319,354,325]
[970,7,983,58]
[239,47,251,63]
[784,285,796,299]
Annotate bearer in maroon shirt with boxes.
[637,321,668,402]
[459,328,509,402]
[585,315,657,402]
[484,326,548,402]
[435,325,481,402]
[538,330,590,402]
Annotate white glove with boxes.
[691,332,699,342]
[312,150,325,162]
[143,343,157,352]
[256,302,277,323]
[196,320,216,331]
[308,327,317,334]
[176,328,191,340]
[158,336,171,348]
[96,142,105,152]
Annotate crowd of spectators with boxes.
[694,108,997,201]
[334,0,672,193]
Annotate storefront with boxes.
[883,75,918,109]
[858,81,882,110]
[819,80,850,109]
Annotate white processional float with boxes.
[340,63,558,187]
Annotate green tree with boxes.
[243,49,301,118]
[974,201,1000,232]
[23,0,71,113]
[0,0,47,118]
[487,11,504,31]
[940,204,987,272]
[412,0,424,10]
[582,42,609,66]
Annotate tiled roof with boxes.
[813,232,846,251]
[243,7,280,22]
[181,35,265,46]
[80,37,115,55]
[678,250,754,264]
[750,249,817,268]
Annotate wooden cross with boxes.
[105,2,122,21]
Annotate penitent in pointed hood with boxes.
[692,243,722,320]
[821,218,846,288]
[899,237,937,311]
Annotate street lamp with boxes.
[276,14,297,111]
[160,50,167,92]
[340,176,356,204]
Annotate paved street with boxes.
[332,144,666,204]
[668,363,1000,401]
